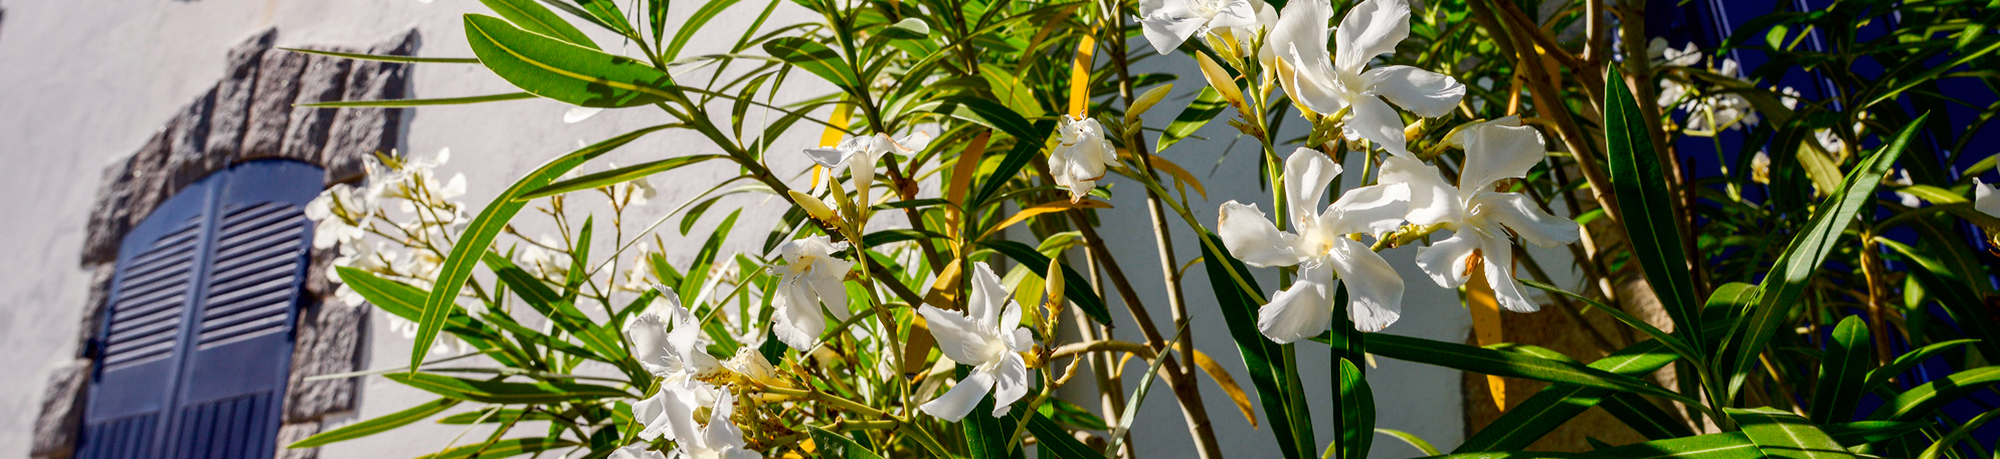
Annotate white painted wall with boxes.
[0,0,1514,457]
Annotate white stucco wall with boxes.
[0,0,1524,457]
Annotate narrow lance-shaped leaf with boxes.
[464,14,674,108]
[477,0,599,49]
[1810,316,1871,424]
[1197,229,1314,459]
[288,398,460,448]
[1335,358,1374,459]
[1726,407,1850,459]
[1605,66,1703,353]
[1367,333,1701,407]
[413,124,674,370]
[1722,114,1928,399]
[386,372,629,404]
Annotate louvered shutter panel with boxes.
[167,160,322,459]
[78,178,214,459]
[79,160,324,459]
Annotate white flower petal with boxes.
[1474,192,1580,246]
[1140,5,1208,54]
[1209,0,1261,29]
[1326,183,1409,236]
[1457,119,1548,193]
[1363,65,1464,118]
[920,306,991,366]
[771,287,824,350]
[1326,238,1404,332]
[1480,239,1539,312]
[1343,95,1410,157]
[989,354,1030,417]
[1379,156,1458,225]
[1333,0,1410,73]
[968,262,1009,330]
[1218,201,1309,268]
[804,146,857,169]
[921,371,995,422]
[704,392,748,450]
[1283,147,1342,222]
[1413,233,1478,288]
[1257,264,1334,343]
[1975,179,2000,218]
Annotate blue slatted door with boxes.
[79,178,215,459]
[167,160,322,459]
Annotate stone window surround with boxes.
[29,28,416,459]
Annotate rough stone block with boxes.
[323,29,416,184]
[274,423,321,459]
[304,245,339,298]
[81,128,174,265]
[29,360,90,459]
[164,86,218,193]
[202,29,276,162]
[284,299,366,422]
[72,264,116,359]
[244,49,308,159]
[279,53,353,169]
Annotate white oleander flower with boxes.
[1218,148,1409,339]
[1750,151,1772,185]
[305,183,374,249]
[724,347,786,388]
[1264,0,1464,156]
[611,445,665,459]
[917,262,1035,421]
[1890,170,1922,208]
[1975,179,2000,218]
[604,162,657,207]
[632,380,759,459]
[518,237,572,280]
[770,236,855,351]
[1049,115,1117,202]
[628,287,722,378]
[1137,0,1258,54]
[804,131,931,205]
[1393,117,1580,312]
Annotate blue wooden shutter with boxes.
[79,160,324,459]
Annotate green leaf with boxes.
[1587,432,1763,459]
[1025,413,1099,459]
[1376,428,1442,456]
[518,154,725,199]
[1336,358,1374,459]
[809,426,888,459]
[1605,66,1703,354]
[288,398,459,448]
[281,47,482,64]
[1450,334,1684,452]
[664,0,742,60]
[1196,229,1314,459]
[1725,407,1851,459]
[464,14,674,108]
[1823,421,1929,446]
[1877,235,2000,360]
[1156,87,1225,152]
[298,92,537,108]
[386,373,628,404]
[959,367,1009,459]
[417,437,578,459]
[881,17,931,39]
[926,95,1038,142]
[413,124,673,370]
[1722,114,1928,398]
[1810,316,1871,424]
[477,0,599,49]
[1863,339,1979,395]
[1521,279,1699,361]
[1367,334,1699,407]
[978,240,1110,325]
[679,209,742,308]
[1920,409,2000,459]
[571,0,634,35]
[482,253,629,365]
[763,37,863,94]
[1600,392,1695,440]
[969,120,1055,208]
[1869,366,2000,421]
